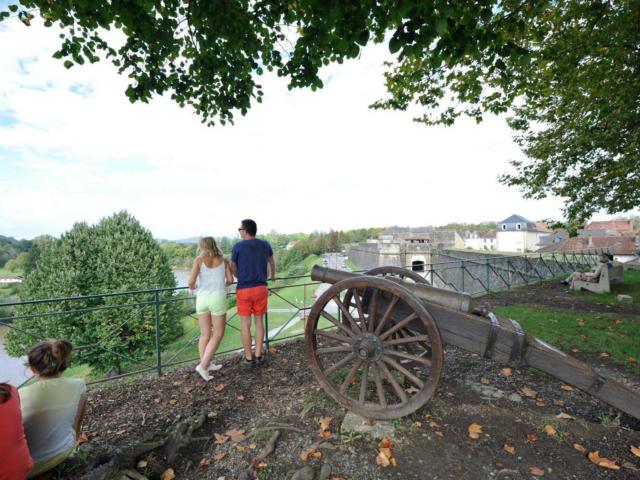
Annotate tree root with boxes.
[79,412,206,480]
[256,430,281,460]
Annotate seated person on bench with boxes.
[561,254,610,287]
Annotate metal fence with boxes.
[0,249,606,387]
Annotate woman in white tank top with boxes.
[188,237,233,381]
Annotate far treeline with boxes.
[160,228,384,276]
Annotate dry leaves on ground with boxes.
[160,468,175,480]
[214,383,226,392]
[544,425,557,437]
[599,352,610,358]
[480,377,490,384]
[318,416,332,439]
[376,437,397,468]
[560,384,574,392]
[503,444,515,455]
[556,413,575,420]
[573,444,586,453]
[300,448,322,461]
[468,423,482,439]
[199,458,211,467]
[527,434,539,442]
[631,445,640,457]
[224,428,246,443]
[520,386,537,398]
[529,466,545,476]
[500,367,513,377]
[214,433,229,444]
[588,451,620,470]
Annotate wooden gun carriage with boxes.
[304,266,640,420]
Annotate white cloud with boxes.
[0,17,633,240]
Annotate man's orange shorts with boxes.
[236,285,268,316]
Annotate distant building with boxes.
[538,236,638,263]
[463,231,497,251]
[496,214,550,252]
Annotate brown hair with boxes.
[198,237,222,258]
[27,339,73,378]
[0,383,11,404]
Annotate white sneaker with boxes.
[195,364,211,382]
[208,363,223,372]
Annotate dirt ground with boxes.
[64,282,640,480]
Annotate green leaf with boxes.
[63,60,73,69]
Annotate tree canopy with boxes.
[2,1,638,221]
[5,211,183,372]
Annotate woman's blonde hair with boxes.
[198,236,222,258]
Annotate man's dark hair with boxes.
[241,219,257,236]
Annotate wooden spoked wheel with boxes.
[364,266,429,284]
[305,276,443,419]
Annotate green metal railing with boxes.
[0,249,608,387]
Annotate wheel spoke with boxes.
[316,330,352,344]
[333,296,362,333]
[323,352,356,377]
[340,358,363,394]
[384,349,431,366]
[377,360,408,403]
[367,288,379,332]
[352,289,366,325]
[320,311,356,338]
[317,345,353,355]
[374,295,399,335]
[383,335,430,347]
[382,355,424,388]
[372,363,387,408]
[380,312,418,341]
[358,361,370,404]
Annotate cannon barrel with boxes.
[311,265,472,313]
[311,266,640,419]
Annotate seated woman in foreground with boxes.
[0,382,33,479]
[561,253,610,288]
[20,339,87,478]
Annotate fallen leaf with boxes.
[535,401,545,407]
[168,399,177,405]
[214,433,229,444]
[213,452,226,461]
[468,423,482,439]
[573,443,586,453]
[330,477,347,480]
[556,413,575,420]
[405,386,420,394]
[376,452,391,467]
[529,466,545,476]
[379,447,393,459]
[300,448,320,461]
[503,444,515,454]
[560,384,574,392]
[235,444,247,453]
[570,348,580,353]
[553,399,565,406]
[613,319,622,325]
[435,431,444,437]
[577,319,585,327]
[428,421,439,429]
[137,460,148,469]
[160,468,175,480]
[76,433,89,444]
[214,383,226,392]
[630,445,640,457]
[599,352,610,358]
[500,368,513,377]
[318,430,332,439]
[544,425,556,437]
[413,421,422,427]
[628,357,637,364]
[527,434,539,442]
[225,428,246,443]
[520,386,538,398]
[199,457,211,467]
[115,429,127,435]
[319,416,332,432]
[588,451,620,470]
[207,411,218,418]
[237,395,245,401]
[249,443,257,450]
[480,377,490,385]
[380,437,393,449]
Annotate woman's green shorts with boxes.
[196,291,227,315]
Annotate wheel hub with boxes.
[353,333,383,362]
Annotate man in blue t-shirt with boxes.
[230,219,275,367]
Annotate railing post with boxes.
[461,262,465,292]
[154,290,162,377]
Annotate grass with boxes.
[570,268,640,307]
[493,305,639,373]
[0,267,23,276]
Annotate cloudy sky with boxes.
[0,8,632,240]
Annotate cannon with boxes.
[305,265,640,420]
